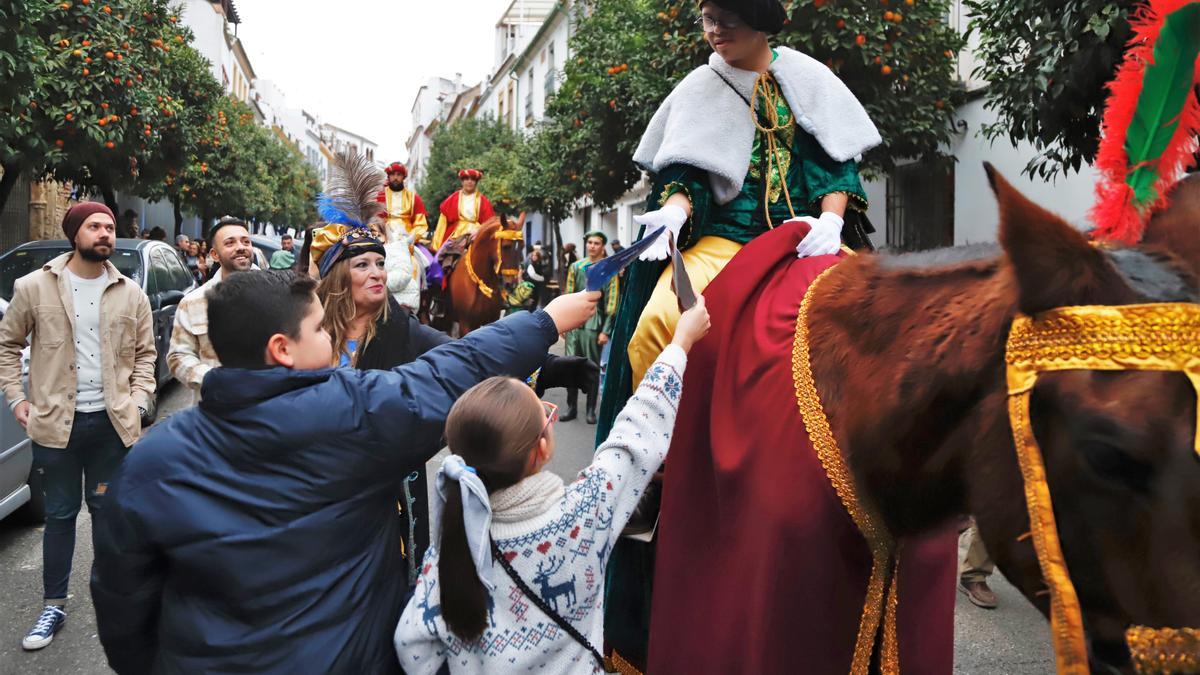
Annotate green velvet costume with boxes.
[565,257,620,364]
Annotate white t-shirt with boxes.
[68,269,108,412]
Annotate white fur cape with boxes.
[633,46,881,205]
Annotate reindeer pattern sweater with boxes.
[394,345,687,674]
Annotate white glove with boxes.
[634,204,688,261]
[793,212,845,258]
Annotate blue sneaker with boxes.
[21,606,66,650]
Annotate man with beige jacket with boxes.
[0,202,156,653]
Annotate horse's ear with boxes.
[987,162,1129,314]
[1143,174,1200,277]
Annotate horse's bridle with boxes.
[463,228,523,300]
[1005,302,1200,674]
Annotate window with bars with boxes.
[885,159,955,252]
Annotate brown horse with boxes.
[648,167,1199,673]
[440,214,526,335]
[818,168,1199,671]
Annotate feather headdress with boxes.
[316,150,385,229]
[1090,0,1200,245]
[310,151,386,278]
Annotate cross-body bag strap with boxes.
[489,539,615,672]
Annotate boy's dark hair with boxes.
[208,216,249,249]
[281,233,293,240]
[207,270,318,369]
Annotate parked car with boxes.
[0,238,195,523]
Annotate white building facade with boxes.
[405,76,472,187]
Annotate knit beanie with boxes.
[700,0,787,34]
[62,202,115,244]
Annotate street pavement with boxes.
[0,353,1054,674]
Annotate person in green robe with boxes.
[563,230,619,424]
[598,0,881,670]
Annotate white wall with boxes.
[950,97,1097,244]
[180,0,226,84]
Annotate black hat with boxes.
[700,0,786,34]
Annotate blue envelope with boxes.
[585,225,666,291]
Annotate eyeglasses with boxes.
[696,14,743,32]
[538,401,558,439]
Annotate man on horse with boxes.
[377,162,440,294]
[562,230,619,424]
[429,169,496,317]
[598,0,879,669]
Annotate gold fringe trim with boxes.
[606,649,643,675]
[793,266,899,674]
[1127,626,1200,674]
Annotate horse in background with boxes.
[645,167,1200,674]
[434,213,525,335]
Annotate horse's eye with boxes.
[1081,440,1154,493]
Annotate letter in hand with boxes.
[671,295,711,353]
[544,291,600,334]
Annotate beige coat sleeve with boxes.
[166,296,210,390]
[0,279,33,406]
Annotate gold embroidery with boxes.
[1126,626,1200,674]
[749,73,797,228]
[1006,302,1200,673]
[793,266,898,674]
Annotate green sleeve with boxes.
[648,164,715,249]
[796,132,869,212]
[565,261,578,294]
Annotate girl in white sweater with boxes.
[395,298,709,674]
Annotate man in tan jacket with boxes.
[0,202,155,652]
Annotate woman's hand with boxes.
[671,295,711,352]
[544,291,600,334]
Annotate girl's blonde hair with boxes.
[316,255,389,366]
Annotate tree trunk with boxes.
[172,199,183,240]
[99,183,118,213]
[0,161,22,216]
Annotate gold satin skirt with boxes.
[627,236,743,386]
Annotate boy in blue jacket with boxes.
[90,270,598,674]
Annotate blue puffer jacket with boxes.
[90,310,560,675]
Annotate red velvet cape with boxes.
[647,221,956,673]
[438,190,495,240]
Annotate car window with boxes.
[0,247,141,301]
[160,247,194,291]
[147,249,177,296]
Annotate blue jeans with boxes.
[32,410,128,601]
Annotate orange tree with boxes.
[516,0,965,216]
[965,0,1135,179]
[0,0,199,213]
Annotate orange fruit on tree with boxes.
[105,50,114,59]
[65,112,74,121]
[98,117,107,126]
[175,35,183,43]
[892,12,902,22]
[55,139,65,147]
[814,0,825,7]
[82,67,90,75]
[85,57,92,63]
[73,48,82,56]
[883,10,894,20]
[881,65,892,75]
[81,39,91,46]
[836,19,845,28]
[60,2,71,9]
[105,141,114,149]
[855,34,866,46]
[103,5,112,13]
[101,102,108,108]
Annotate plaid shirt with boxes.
[167,269,226,402]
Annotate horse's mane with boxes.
[875,240,1193,302]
